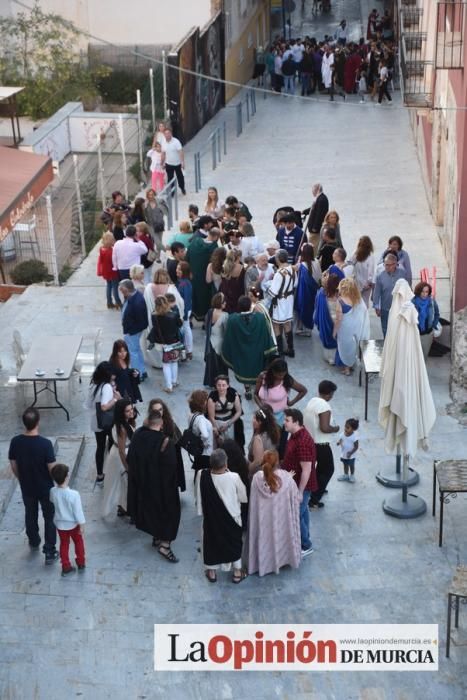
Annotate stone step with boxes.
[0,434,85,531]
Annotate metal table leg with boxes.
[364,372,369,421]
[439,492,444,547]
[432,462,437,517]
[446,593,452,657]
[25,379,70,421]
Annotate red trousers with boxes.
[57,525,85,569]
[151,170,165,193]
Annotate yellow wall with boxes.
[225,1,270,102]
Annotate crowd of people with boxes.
[254,10,395,104]
[9,168,443,582]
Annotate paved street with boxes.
[1,9,466,698]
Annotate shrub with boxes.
[10,259,50,285]
[96,70,147,105]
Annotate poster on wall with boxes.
[168,12,225,143]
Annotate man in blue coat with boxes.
[119,279,148,380]
[276,213,304,264]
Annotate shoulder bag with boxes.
[179,413,205,459]
[96,385,114,430]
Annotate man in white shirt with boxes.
[303,380,339,508]
[335,20,348,46]
[161,127,186,195]
[112,225,148,280]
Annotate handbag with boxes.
[179,413,204,459]
[155,315,184,362]
[162,341,184,363]
[96,402,114,431]
[147,249,157,262]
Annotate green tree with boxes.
[0,1,107,119]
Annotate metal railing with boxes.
[398,1,434,107]
[157,176,178,230]
[436,1,466,69]
[193,88,258,193]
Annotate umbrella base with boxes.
[376,467,419,489]
[382,493,427,519]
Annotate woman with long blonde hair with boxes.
[204,186,224,220]
[334,278,370,375]
[247,449,301,577]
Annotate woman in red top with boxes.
[97,232,121,309]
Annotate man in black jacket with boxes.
[302,183,329,253]
[119,279,148,380]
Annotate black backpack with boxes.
[179,414,204,460]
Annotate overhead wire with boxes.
[9,0,467,112]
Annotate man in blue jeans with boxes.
[9,408,58,565]
[119,279,148,380]
[282,408,317,558]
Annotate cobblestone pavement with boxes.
[0,10,466,698]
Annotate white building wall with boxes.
[2,0,211,47]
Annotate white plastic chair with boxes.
[73,328,103,383]
[14,216,39,259]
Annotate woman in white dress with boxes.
[267,249,298,358]
[102,399,136,518]
[334,278,370,376]
[203,292,229,387]
[239,222,264,260]
[349,236,375,308]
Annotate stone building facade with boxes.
[398,0,467,401]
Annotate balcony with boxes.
[399,1,434,107]
[436,1,466,69]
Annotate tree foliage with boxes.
[0,1,108,119]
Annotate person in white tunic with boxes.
[102,399,136,518]
[321,47,335,89]
[196,449,248,583]
[267,249,298,358]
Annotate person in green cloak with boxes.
[222,295,277,400]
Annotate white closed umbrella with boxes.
[378,281,436,517]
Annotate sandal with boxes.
[152,538,161,548]
[205,569,217,583]
[157,544,179,563]
[163,387,173,394]
[232,570,248,584]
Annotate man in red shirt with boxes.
[282,408,317,558]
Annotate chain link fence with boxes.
[0,117,142,285]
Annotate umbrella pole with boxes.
[402,454,408,503]
[382,454,427,519]
[376,446,419,489]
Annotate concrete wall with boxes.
[3,0,212,47]
[19,103,139,160]
[20,103,83,162]
[224,0,270,101]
